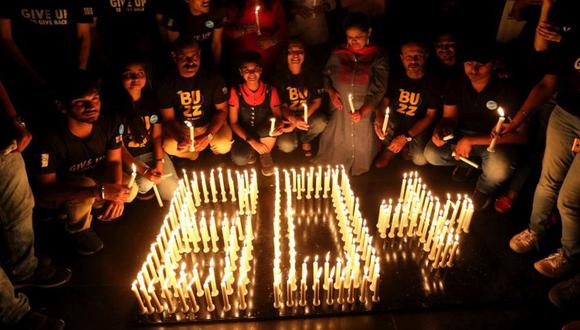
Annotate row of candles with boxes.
[272,166,381,309]
[131,169,258,316]
[376,171,473,269]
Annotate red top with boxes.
[228,82,281,108]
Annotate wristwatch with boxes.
[403,133,413,142]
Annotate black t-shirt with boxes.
[274,70,323,113]
[0,0,94,79]
[545,41,580,117]
[39,114,123,176]
[444,76,520,135]
[157,70,228,127]
[387,71,441,132]
[119,91,160,156]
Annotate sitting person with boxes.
[431,30,463,83]
[424,44,527,209]
[275,40,327,157]
[113,59,178,202]
[158,37,232,160]
[36,72,137,255]
[374,40,439,168]
[228,51,285,176]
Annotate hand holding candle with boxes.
[380,107,390,140]
[487,107,505,152]
[269,117,276,136]
[302,103,309,124]
[128,163,137,188]
[185,121,195,152]
[348,93,355,113]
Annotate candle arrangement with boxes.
[376,171,473,269]
[131,168,259,322]
[272,166,381,311]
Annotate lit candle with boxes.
[209,170,218,203]
[348,93,355,113]
[446,234,461,267]
[323,252,330,290]
[186,278,200,313]
[334,258,342,289]
[217,167,227,202]
[380,107,390,139]
[347,273,355,304]
[227,169,236,202]
[221,280,231,312]
[313,268,322,306]
[326,267,335,305]
[131,281,148,314]
[337,274,345,304]
[255,5,261,35]
[128,163,137,188]
[185,121,195,152]
[192,264,203,297]
[209,214,219,253]
[209,259,218,296]
[487,107,506,152]
[399,173,407,201]
[204,276,215,312]
[269,117,276,136]
[301,103,309,124]
[200,172,209,203]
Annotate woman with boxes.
[223,0,288,76]
[314,13,389,175]
[115,60,178,201]
[229,51,285,176]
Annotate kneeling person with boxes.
[36,74,137,255]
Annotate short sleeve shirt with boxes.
[444,76,520,135]
[120,91,161,156]
[157,70,228,127]
[274,70,323,112]
[39,115,123,176]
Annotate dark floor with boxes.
[25,150,579,330]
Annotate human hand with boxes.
[194,133,211,151]
[328,87,343,110]
[248,139,270,154]
[537,22,562,43]
[102,183,131,202]
[143,167,162,185]
[350,110,362,123]
[454,137,473,160]
[291,115,309,131]
[12,122,32,152]
[258,37,277,49]
[99,201,124,221]
[387,135,408,154]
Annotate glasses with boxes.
[122,71,146,80]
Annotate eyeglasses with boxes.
[122,71,146,80]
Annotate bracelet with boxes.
[97,184,105,200]
[155,158,165,163]
[143,168,151,175]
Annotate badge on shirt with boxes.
[41,154,49,168]
[574,58,580,70]
[150,115,159,124]
[205,20,215,29]
[222,87,228,95]
[486,100,498,111]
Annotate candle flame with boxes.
[386,106,390,114]
[325,252,330,262]
[131,163,136,173]
[498,107,505,117]
[184,120,193,128]
[255,5,260,12]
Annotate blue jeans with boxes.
[277,111,328,153]
[133,152,178,201]
[0,153,36,325]
[424,140,517,195]
[382,131,429,166]
[529,106,580,259]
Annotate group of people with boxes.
[0,0,578,328]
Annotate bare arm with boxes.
[211,27,223,63]
[77,23,91,70]
[507,74,557,132]
[0,19,44,84]
[37,172,99,203]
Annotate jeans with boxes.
[424,140,517,195]
[133,152,178,201]
[0,153,36,325]
[529,106,580,259]
[277,112,328,153]
[382,131,429,166]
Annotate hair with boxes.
[275,39,314,74]
[238,50,263,69]
[116,58,151,145]
[58,71,101,107]
[400,39,428,53]
[343,12,371,32]
[172,35,200,53]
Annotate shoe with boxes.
[72,228,104,255]
[494,195,514,214]
[509,228,540,254]
[549,273,580,308]
[9,310,65,330]
[259,153,275,176]
[13,258,71,289]
[534,250,578,278]
[302,143,312,157]
[452,165,473,183]
[374,150,396,168]
[472,189,491,210]
[136,190,155,201]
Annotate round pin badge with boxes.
[205,20,215,29]
[150,114,158,124]
[119,124,125,135]
[574,58,580,70]
[486,100,498,110]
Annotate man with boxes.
[374,40,439,168]
[0,0,93,130]
[0,81,71,330]
[424,44,527,209]
[431,31,463,84]
[163,0,224,65]
[37,73,137,256]
[275,41,327,157]
[158,37,232,160]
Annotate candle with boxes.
[255,5,261,35]
[227,169,236,202]
[337,275,345,304]
[217,167,227,202]
[185,121,195,152]
[323,252,330,289]
[334,258,342,289]
[162,278,176,313]
[192,264,203,297]
[131,281,148,314]
[381,107,390,139]
[488,107,506,152]
[326,267,335,305]
[209,170,218,203]
[302,103,309,124]
[128,163,137,188]
[152,184,163,207]
[348,93,355,113]
[313,268,322,306]
[200,172,209,203]
[204,276,215,312]
[269,117,276,136]
[186,278,200,313]
[446,234,461,267]
[347,274,355,304]
[399,173,407,200]
[221,280,231,312]
[209,215,219,253]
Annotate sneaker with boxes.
[374,150,396,169]
[549,273,580,308]
[472,189,491,210]
[534,250,578,278]
[9,310,65,330]
[13,259,71,289]
[494,195,514,214]
[259,153,275,176]
[72,228,104,255]
[452,165,473,183]
[302,143,312,157]
[509,228,540,254]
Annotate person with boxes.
[313,13,389,175]
[36,73,138,256]
[431,31,463,83]
[158,37,232,161]
[423,44,527,209]
[507,0,579,280]
[0,0,93,131]
[275,41,327,157]
[374,40,440,168]
[162,0,225,65]
[223,0,288,76]
[113,60,178,202]
[229,51,285,176]
[0,81,71,329]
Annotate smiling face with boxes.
[400,43,427,76]
[346,26,371,51]
[239,62,262,84]
[287,43,305,68]
[67,89,101,123]
[173,43,202,78]
[189,0,210,14]
[121,63,147,93]
[434,34,457,66]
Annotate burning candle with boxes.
[323,252,330,289]
[217,167,227,202]
[255,5,261,35]
[204,276,215,312]
[446,234,460,267]
[488,107,505,152]
[380,107,390,139]
[399,173,407,201]
[221,280,231,312]
[209,170,218,203]
[185,121,195,152]
[128,163,137,188]
[269,117,276,136]
[334,258,342,289]
[131,281,148,314]
[200,172,209,203]
[326,267,335,305]
[302,103,309,124]
[348,93,355,113]
[313,268,322,306]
